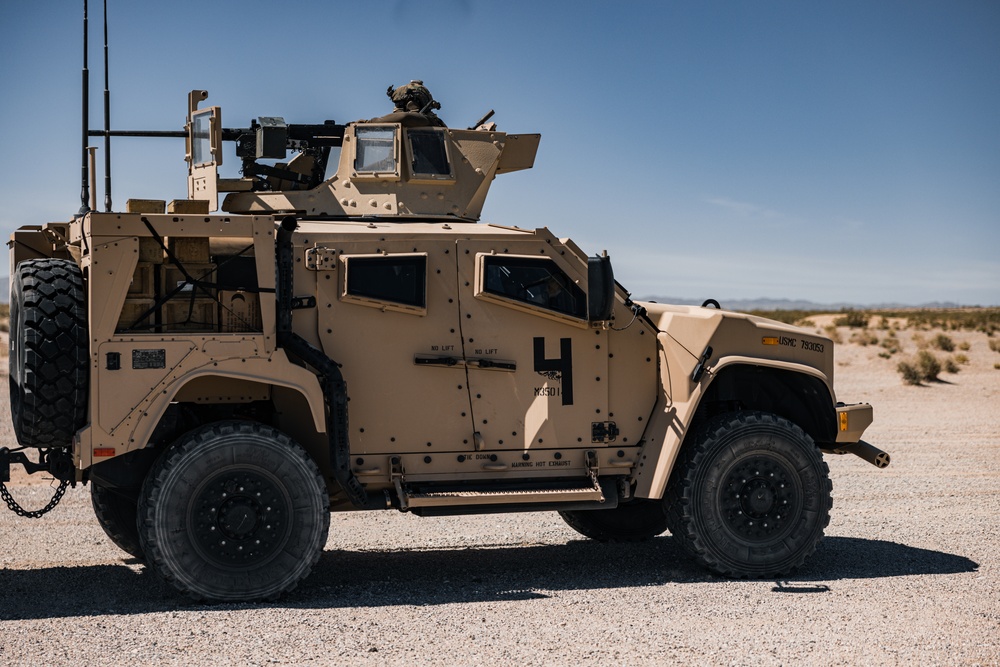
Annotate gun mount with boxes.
[178,89,539,221]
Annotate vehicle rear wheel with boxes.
[9,258,88,448]
[559,500,668,542]
[665,411,832,577]
[137,421,330,602]
[91,483,144,559]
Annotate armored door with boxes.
[456,238,608,453]
[316,236,475,455]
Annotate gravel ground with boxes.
[1,325,998,666]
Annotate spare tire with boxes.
[9,258,89,447]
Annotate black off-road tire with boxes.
[137,421,330,602]
[665,411,832,578]
[91,484,144,560]
[559,500,668,542]
[9,258,88,448]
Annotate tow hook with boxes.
[829,441,891,468]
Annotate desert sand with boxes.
[0,321,998,665]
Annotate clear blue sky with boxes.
[2,0,997,305]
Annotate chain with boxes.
[0,479,69,518]
[584,451,605,502]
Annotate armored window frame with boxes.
[189,106,223,167]
[477,255,587,322]
[352,125,400,180]
[406,128,455,182]
[341,253,427,315]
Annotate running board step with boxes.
[400,481,606,510]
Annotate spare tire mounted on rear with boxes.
[9,258,89,448]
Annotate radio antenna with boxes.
[102,0,112,212]
[77,0,90,217]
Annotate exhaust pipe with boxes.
[829,440,891,469]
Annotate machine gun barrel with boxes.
[469,109,495,130]
[87,123,345,146]
[88,129,186,138]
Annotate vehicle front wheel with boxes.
[559,500,668,542]
[138,421,330,602]
[665,411,832,578]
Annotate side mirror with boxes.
[588,253,615,322]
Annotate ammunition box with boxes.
[125,199,166,214]
[162,263,216,297]
[117,297,156,332]
[163,298,217,332]
[138,237,164,264]
[127,263,156,299]
[166,237,211,264]
[167,199,210,215]
[219,290,262,332]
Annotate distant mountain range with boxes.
[0,275,978,311]
[636,296,968,311]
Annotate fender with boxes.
[711,354,834,396]
[633,348,836,500]
[78,350,327,469]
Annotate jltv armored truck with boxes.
[4,84,888,601]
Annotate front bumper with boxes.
[825,403,891,468]
[835,403,874,443]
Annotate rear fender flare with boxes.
[109,353,327,465]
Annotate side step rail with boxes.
[393,452,610,512]
[404,481,606,509]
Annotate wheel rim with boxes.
[718,453,801,543]
[189,468,292,570]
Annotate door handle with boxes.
[467,358,516,371]
[414,356,465,368]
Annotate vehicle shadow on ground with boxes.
[0,535,978,620]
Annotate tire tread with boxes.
[664,411,832,578]
[10,258,88,447]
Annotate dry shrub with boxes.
[954,353,970,365]
[897,360,922,385]
[834,310,869,328]
[824,325,843,344]
[958,341,970,351]
[898,351,942,384]
[917,350,941,381]
[880,337,901,356]
[912,333,928,350]
[944,357,960,374]
[931,333,955,352]
[990,339,1000,353]
[850,329,879,346]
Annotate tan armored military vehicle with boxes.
[4,84,889,602]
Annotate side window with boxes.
[483,256,586,319]
[344,254,427,310]
[408,129,452,178]
[354,126,398,174]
